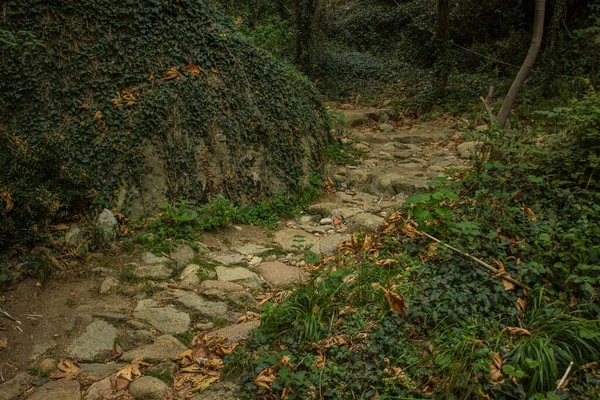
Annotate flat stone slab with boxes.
[134,264,172,280]
[307,202,339,216]
[141,252,170,265]
[207,252,245,265]
[234,243,273,256]
[176,294,228,318]
[347,213,384,233]
[80,363,126,380]
[199,280,245,293]
[128,376,172,400]
[67,320,117,362]
[256,262,308,287]
[272,229,319,252]
[120,335,188,362]
[215,266,263,289]
[0,372,32,400]
[311,234,351,256]
[133,299,190,334]
[209,320,260,344]
[28,379,81,400]
[179,264,201,290]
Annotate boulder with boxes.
[96,209,118,242]
[128,376,172,400]
[120,335,188,362]
[132,299,190,334]
[256,262,308,287]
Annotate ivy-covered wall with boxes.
[0,0,332,246]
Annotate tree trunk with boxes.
[295,0,317,72]
[497,0,546,129]
[435,0,450,95]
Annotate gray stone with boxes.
[96,209,118,242]
[299,224,328,234]
[91,311,128,323]
[347,213,384,233]
[133,299,190,334]
[141,251,170,265]
[65,227,83,246]
[256,262,308,288]
[234,243,273,256]
[99,277,118,294]
[39,358,57,375]
[67,320,117,362]
[207,252,245,266]
[170,244,195,264]
[307,202,339,216]
[84,377,114,400]
[227,292,259,311]
[179,264,201,290]
[128,376,172,400]
[340,109,379,127]
[118,329,154,351]
[134,264,172,280]
[27,379,80,400]
[215,266,264,289]
[190,380,239,400]
[196,322,214,331]
[319,217,333,225]
[210,321,260,344]
[272,229,319,252]
[348,170,370,186]
[379,123,395,132]
[352,142,370,153]
[176,294,228,318]
[0,372,32,400]
[457,141,483,159]
[331,207,361,220]
[199,280,245,293]
[372,173,429,196]
[297,215,313,224]
[311,234,351,256]
[120,335,188,362]
[80,363,126,380]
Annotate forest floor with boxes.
[0,110,473,400]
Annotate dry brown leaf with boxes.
[372,283,408,316]
[181,64,203,76]
[280,355,292,368]
[282,387,293,399]
[313,353,326,369]
[490,352,504,384]
[333,216,341,226]
[502,327,532,337]
[522,204,537,221]
[50,359,83,380]
[1,191,14,212]
[516,297,526,312]
[115,357,150,381]
[254,368,276,389]
[162,67,184,81]
[236,311,261,324]
[0,336,7,349]
[189,375,219,394]
[51,224,70,231]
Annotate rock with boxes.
[190,380,239,400]
[195,322,214,331]
[311,234,351,256]
[352,142,370,153]
[80,363,126,380]
[133,299,190,334]
[297,215,313,224]
[335,191,356,203]
[38,358,57,375]
[256,262,308,288]
[319,218,333,225]
[99,277,118,294]
[379,123,395,132]
[340,109,377,127]
[307,202,338,216]
[90,311,128,323]
[96,209,118,242]
[84,377,114,400]
[67,320,117,362]
[120,335,188,362]
[372,173,429,196]
[227,292,259,311]
[179,264,201,290]
[299,224,328,234]
[272,229,319,252]
[331,207,361,220]
[210,320,260,344]
[126,320,148,330]
[348,169,369,186]
[457,141,483,159]
[347,213,384,233]
[128,376,172,400]
[215,266,264,289]
[248,256,262,266]
[170,244,195,264]
[199,280,245,293]
[0,372,32,400]
[354,192,378,203]
[234,243,272,256]
[141,252,170,265]
[176,294,228,318]
[134,264,172,280]
[65,227,82,246]
[28,380,80,400]
[207,252,245,266]
[118,330,154,351]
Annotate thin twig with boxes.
[418,230,532,292]
[555,361,574,393]
[0,308,21,325]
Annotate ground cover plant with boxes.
[226,93,600,399]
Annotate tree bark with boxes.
[435,0,450,96]
[497,0,546,129]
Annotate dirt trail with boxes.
[0,111,471,399]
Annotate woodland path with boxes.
[0,109,473,400]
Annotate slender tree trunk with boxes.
[435,0,450,95]
[497,0,546,129]
[295,0,317,72]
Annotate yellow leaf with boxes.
[189,375,219,393]
[502,327,532,337]
[490,352,504,384]
[522,204,537,221]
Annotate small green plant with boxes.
[119,266,139,283]
[140,283,156,296]
[174,330,194,347]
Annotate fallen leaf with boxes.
[501,327,532,337]
[522,204,537,221]
[234,16,243,25]
[51,224,70,231]
[189,375,219,394]
[69,291,77,298]
[0,336,7,349]
[115,357,149,381]
[254,367,276,389]
[372,283,408,316]
[516,297,526,312]
[0,191,14,212]
[282,387,294,399]
[333,216,341,225]
[50,359,83,380]
[280,355,292,368]
[490,352,504,384]
[161,67,184,81]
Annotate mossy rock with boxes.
[0,0,332,246]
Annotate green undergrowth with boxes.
[127,180,322,254]
[225,94,600,399]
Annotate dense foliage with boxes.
[0,0,332,247]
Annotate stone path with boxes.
[0,109,474,399]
